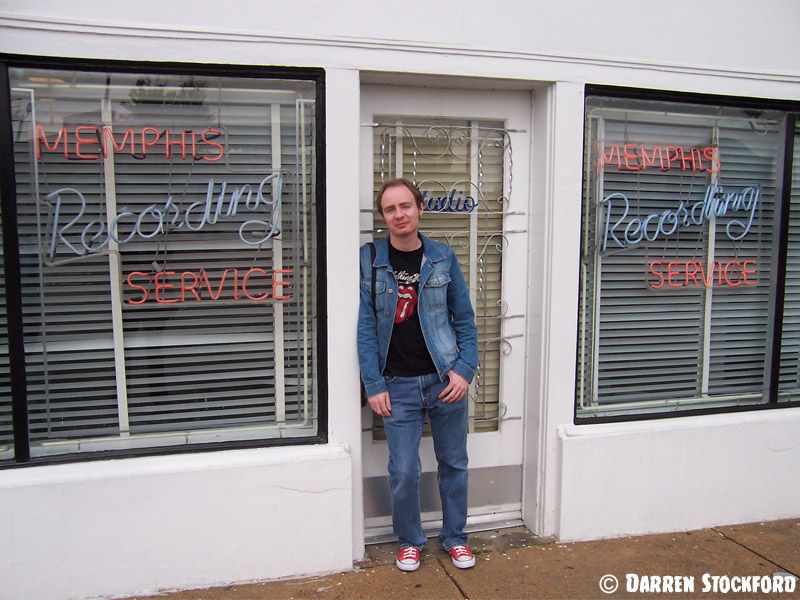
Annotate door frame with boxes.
[359,82,534,540]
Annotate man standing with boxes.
[358,178,478,572]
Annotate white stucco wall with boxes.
[0,445,352,600]
[557,409,800,542]
[0,2,799,599]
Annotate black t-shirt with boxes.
[383,243,437,377]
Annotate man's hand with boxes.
[368,391,392,416]
[439,370,469,403]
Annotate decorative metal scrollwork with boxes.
[375,123,515,215]
[370,119,527,433]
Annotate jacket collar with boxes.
[373,233,446,268]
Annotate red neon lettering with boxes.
[704,146,721,174]
[102,127,135,158]
[154,271,179,303]
[692,148,704,173]
[596,143,621,170]
[685,261,699,287]
[601,144,721,174]
[201,268,232,301]
[666,261,683,287]
[701,261,715,288]
[679,147,697,171]
[74,126,100,160]
[165,129,187,160]
[743,260,758,285]
[648,260,665,290]
[201,128,224,162]
[272,268,294,301]
[666,147,681,171]
[35,126,68,159]
[181,271,202,302]
[140,127,161,157]
[126,267,294,304]
[640,145,664,170]
[622,144,641,171]
[723,260,742,287]
[242,267,270,301]
[648,259,758,289]
[126,271,149,305]
[35,125,226,161]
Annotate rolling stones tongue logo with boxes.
[395,285,418,324]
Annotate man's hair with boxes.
[376,178,424,214]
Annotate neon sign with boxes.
[43,173,283,261]
[126,267,294,305]
[35,125,225,161]
[596,143,720,174]
[422,190,476,213]
[600,184,760,253]
[647,259,757,289]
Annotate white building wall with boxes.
[557,409,800,541]
[0,446,352,599]
[0,2,799,599]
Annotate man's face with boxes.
[380,184,423,240]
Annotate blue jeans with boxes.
[383,373,469,550]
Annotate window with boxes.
[577,88,800,420]
[370,117,514,434]
[1,59,325,463]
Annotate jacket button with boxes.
[388,289,393,293]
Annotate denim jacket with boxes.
[358,234,478,398]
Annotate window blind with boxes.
[779,126,800,396]
[8,67,319,455]
[578,97,783,416]
[372,118,509,433]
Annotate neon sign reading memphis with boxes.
[42,173,283,261]
[600,184,760,253]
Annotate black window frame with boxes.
[0,54,328,467]
[575,84,800,425]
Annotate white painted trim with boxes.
[100,98,131,435]
[2,15,799,84]
[0,443,351,487]
[324,67,365,561]
[271,102,286,424]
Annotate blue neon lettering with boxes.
[421,190,476,213]
[43,173,282,260]
[601,185,759,252]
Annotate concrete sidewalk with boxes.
[134,519,799,599]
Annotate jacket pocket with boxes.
[423,272,450,308]
[374,280,389,313]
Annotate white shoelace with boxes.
[398,547,419,561]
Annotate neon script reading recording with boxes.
[600,184,760,252]
[43,173,283,260]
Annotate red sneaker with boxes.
[448,545,475,568]
[396,546,421,571]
